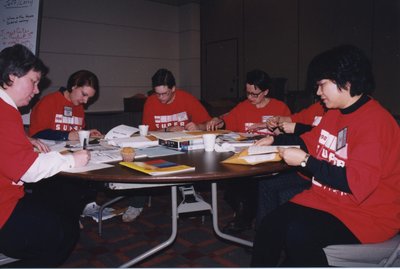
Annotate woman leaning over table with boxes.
[29,69,102,141]
[0,44,90,267]
[251,45,400,267]
[206,69,291,234]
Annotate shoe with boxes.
[222,217,253,235]
[122,206,143,222]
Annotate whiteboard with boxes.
[0,0,41,54]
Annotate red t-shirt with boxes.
[142,89,211,131]
[292,99,400,243]
[290,102,325,126]
[29,91,85,136]
[0,99,38,228]
[222,98,291,133]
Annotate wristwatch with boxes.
[300,154,310,167]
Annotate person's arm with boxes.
[21,152,75,182]
[32,129,70,141]
[273,134,351,193]
[293,123,313,135]
[142,97,158,131]
[21,150,90,183]
[305,156,351,193]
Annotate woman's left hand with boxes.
[28,137,50,153]
[278,147,307,166]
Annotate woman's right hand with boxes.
[206,117,224,131]
[72,150,91,167]
[254,135,274,146]
[265,116,280,131]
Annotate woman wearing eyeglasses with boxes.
[207,69,291,134]
[206,69,291,234]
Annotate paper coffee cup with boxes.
[203,134,216,152]
[139,125,149,136]
[78,130,90,148]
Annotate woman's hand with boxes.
[68,130,79,141]
[254,135,274,146]
[184,122,198,131]
[206,117,224,131]
[265,116,280,131]
[28,137,50,153]
[278,122,296,134]
[246,123,267,133]
[72,150,91,167]
[89,129,103,138]
[278,147,308,166]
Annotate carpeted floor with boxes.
[62,184,254,268]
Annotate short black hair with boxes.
[307,44,375,96]
[245,69,271,91]
[0,44,48,88]
[151,68,176,89]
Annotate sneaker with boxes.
[122,206,143,222]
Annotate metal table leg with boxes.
[211,182,253,247]
[120,186,178,268]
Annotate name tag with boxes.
[337,127,347,151]
[64,106,72,117]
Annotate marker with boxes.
[83,138,87,150]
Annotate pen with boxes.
[83,138,87,150]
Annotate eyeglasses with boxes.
[246,91,264,98]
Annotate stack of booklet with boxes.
[120,159,195,176]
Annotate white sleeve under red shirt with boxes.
[142,89,211,131]
[0,89,75,229]
[29,90,85,136]
[292,98,400,244]
[222,98,291,133]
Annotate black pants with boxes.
[256,171,311,228]
[0,189,80,267]
[251,202,360,267]
[223,177,258,222]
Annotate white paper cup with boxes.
[78,130,90,147]
[203,134,216,152]
[139,125,149,136]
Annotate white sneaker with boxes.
[122,206,143,222]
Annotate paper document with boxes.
[135,146,184,158]
[104,124,139,140]
[107,135,158,148]
[39,139,67,152]
[248,145,300,155]
[90,149,122,163]
[62,163,113,173]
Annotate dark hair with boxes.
[307,44,375,96]
[151,68,176,89]
[245,69,271,91]
[64,70,99,93]
[0,44,48,88]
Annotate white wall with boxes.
[38,0,200,112]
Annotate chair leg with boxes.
[98,196,125,236]
[148,196,152,207]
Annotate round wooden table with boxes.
[62,149,290,267]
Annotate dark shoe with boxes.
[222,218,253,235]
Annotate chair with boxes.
[323,234,400,267]
[0,253,18,266]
